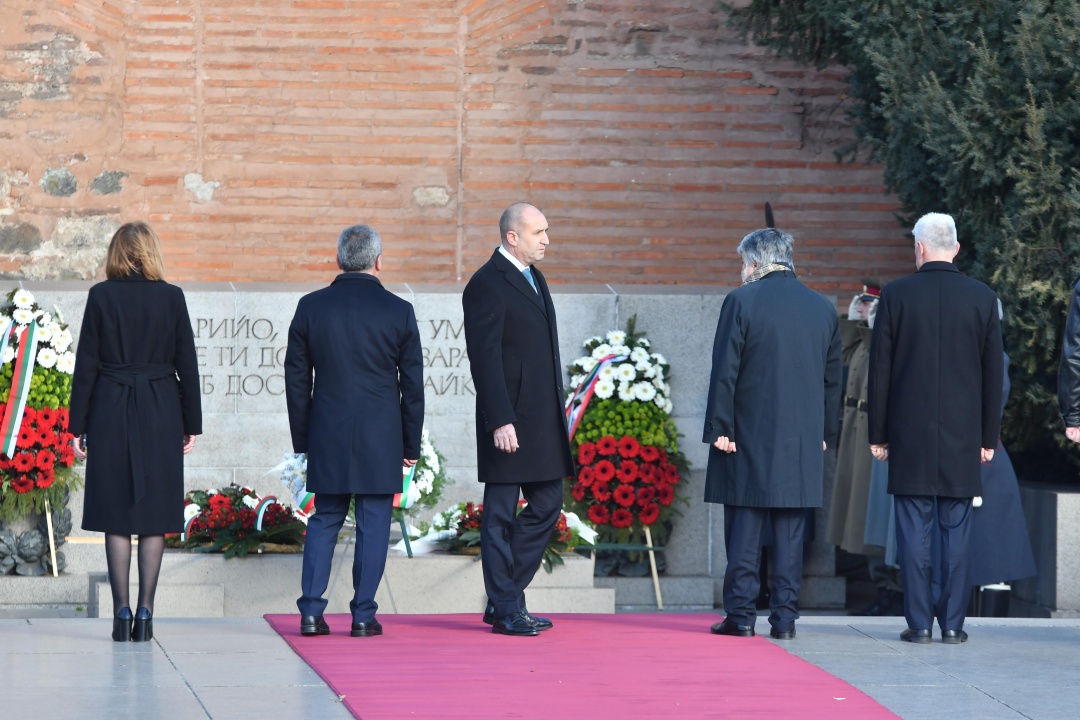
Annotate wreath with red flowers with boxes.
[564,317,687,551]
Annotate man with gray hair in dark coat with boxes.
[704,227,842,640]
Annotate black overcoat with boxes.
[867,261,1003,498]
[69,274,202,534]
[703,270,842,508]
[284,273,424,495]
[462,250,573,484]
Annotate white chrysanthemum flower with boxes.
[417,468,435,492]
[618,382,636,402]
[633,382,657,402]
[36,347,57,369]
[577,357,597,373]
[184,503,201,522]
[591,343,613,360]
[53,328,74,352]
[651,352,668,365]
[13,308,34,325]
[56,351,75,374]
[606,330,627,345]
[652,376,665,390]
[585,336,603,347]
[640,364,657,379]
[653,365,665,381]
[630,347,650,364]
[636,338,650,349]
[594,379,615,399]
[654,396,666,409]
[598,365,616,381]
[242,495,258,509]
[570,374,585,388]
[12,290,34,309]
[1,346,14,365]
[664,398,673,413]
[612,345,631,356]
[207,488,218,495]
[37,312,52,326]
[36,323,53,344]
[616,363,636,382]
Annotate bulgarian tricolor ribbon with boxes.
[394,463,418,510]
[564,353,627,442]
[0,319,40,457]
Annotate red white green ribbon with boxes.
[394,464,418,509]
[1,319,39,457]
[181,512,200,542]
[255,496,277,531]
[564,353,625,442]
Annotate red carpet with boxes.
[265,613,897,719]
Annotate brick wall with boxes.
[1,0,912,295]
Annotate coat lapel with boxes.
[493,251,547,316]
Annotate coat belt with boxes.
[98,363,177,505]
[844,396,868,412]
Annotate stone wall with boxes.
[1,0,911,295]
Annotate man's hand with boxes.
[493,424,519,453]
[870,444,888,461]
[713,436,737,453]
[980,447,995,464]
[183,435,197,455]
[403,458,418,468]
[1067,427,1080,443]
[72,436,87,460]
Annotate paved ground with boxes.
[1,615,1076,719]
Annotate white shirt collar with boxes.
[498,245,529,273]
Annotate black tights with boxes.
[104,534,165,615]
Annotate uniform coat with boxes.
[703,270,842,508]
[867,261,1003,498]
[284,273,424,494]
[69,274,202,535]
[463,250,573,485]
[827,320,877,554]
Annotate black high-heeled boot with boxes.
[112,607,133,642]
[131,607,153,642]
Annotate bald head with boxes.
[499,202,549,266]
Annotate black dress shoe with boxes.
[483,603,496,625]
[112,607,132,642]
[351,619,383,637]
[521,608,553,631]
[492,613,539,636]
[941,629,969,644]
[300,615,331,637]
[710,619,755,637]
[770,626,796,640]
[131,607,153,642]
[900,628,932,643]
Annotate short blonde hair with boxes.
[105,222,166,280]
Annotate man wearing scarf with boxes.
[703,227,842,640]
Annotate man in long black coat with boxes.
[285,224,424,638]
[462,202,574,637]
[868,212,1002,645]
[703,228,842,640]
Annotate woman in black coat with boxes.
[69,222,202,642]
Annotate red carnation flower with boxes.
[593,459,616,483]
[639,465,658,485]
[617,436,640,459]
[596,435,617,455]
[613,484,636,508]
[36,450,55,471]
[657,484,675,506]
[637,486,657,505]
[12,452,35,473]
[664,465,680,484]
[22,407,37,427]
[611,508,634,528]
[592,481,612,502]
[588,505,611,525]
[640,445,660,463]
[35,468,55,489]
[37,428,58,447]
[616,461,638,484]
[16,426,39,449]
[578,466,596,487]
[38,407,58,427]
[571,482,587,502]
[577,442,597,466]
[638,502,661,525]
[12,475,35,493]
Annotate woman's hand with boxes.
[72,436,87,460]
[183,435,197,455]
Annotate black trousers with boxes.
[481,479,563,618]
[894,495,973,632]
[297,493,392,623]
[723,505,806,632]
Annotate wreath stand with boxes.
[591,525,664,610]
[44,497,59,578]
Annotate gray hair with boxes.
[737,228,794,267]
[337,224,382,272]
[912,213,956,252]
[499,202,538,243]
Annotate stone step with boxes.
[595,575,715,611]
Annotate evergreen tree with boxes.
[724,0,1080,471]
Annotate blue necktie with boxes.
[523,266,538,293]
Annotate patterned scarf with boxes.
[742,262,794,285]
